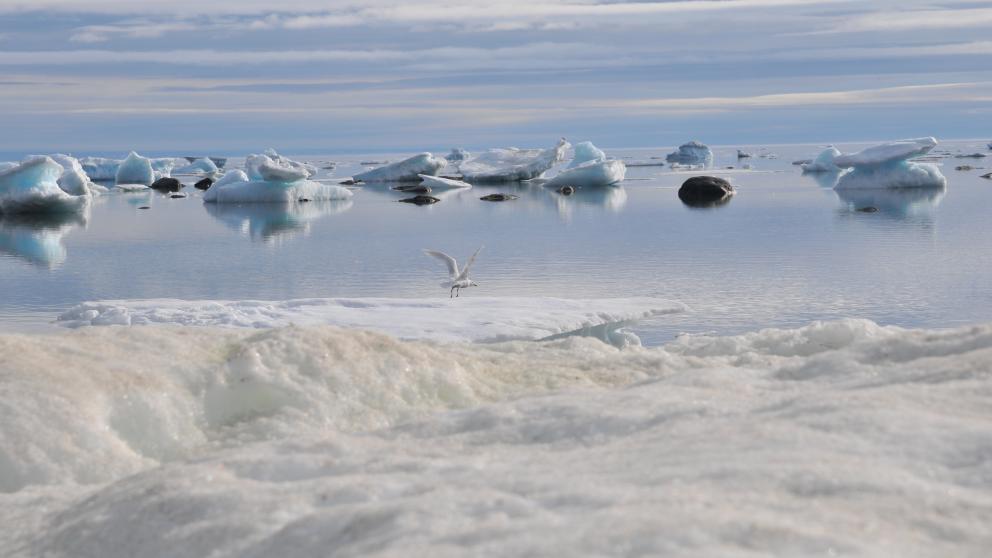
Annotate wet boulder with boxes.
[678,176,735,207]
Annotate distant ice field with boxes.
[2,141,991,344]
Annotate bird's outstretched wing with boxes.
[457,245,483,280]
[423,249,459,279]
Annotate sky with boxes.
[0,0,990,155]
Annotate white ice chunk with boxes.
[567,141,607,169]
[353,153,446,182]
[833,138,947,189]
[545,159,626,189]
[0,156,89,214]
[248,150,316,180]
[834,137,938,168]
[801,147,842,173]
[459,138,569,183]
[211,169,250,190]
[31,154,98,196]
[418,174,472,190]
[666,141,713,165]
[80,156,180,181]
[203,177,352,204]
[257,161,309,182]
[174,157,218,175]
[114,152,155,186]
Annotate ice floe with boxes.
[3,318,992,556]
[446,147,470,162]
[801,146,841,173]
[80,155,180,182]
[567,141,607,169]
[545,159,626,189]
[58,297,683,345]
[834,137,946,190]
[246,149,317,180]
[418,174,473,190]
[459,138,569,182]
[203,173,352,204]
[353,153,446,182]
[114,151,156,187]
[0,156,90,214]
[174,157,218,175]
[666,140,713,166]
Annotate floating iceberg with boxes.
[446,148,470,162]
[545,159,626,189]
[834,137,947,190]
[459,138,569,183]
[0,156,90,214]
[114,151,156,186]
[80,155,180,181]
[801,147,842,173]
[567,141,607,169]
[174,157,218,175]
[418,174,472,190]
[353,153,446,183]
[204,166,352,204]
[29,154,105,196]
[246,149,317,180]
[666,141,713,166]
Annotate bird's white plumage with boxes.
[423,246,484,296]
[423,250,460,279]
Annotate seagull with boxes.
[423,246,483,298]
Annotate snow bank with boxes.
[58,297,682,345]
[545,159,626,189]
[459,138,569,182]
[3,318,992,556]
[801,146,841,173]
[353,153,446,182]
[0,157,89,214]
[666,140,713,165]
[834,138,946,190]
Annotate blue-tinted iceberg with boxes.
[459,138,569,183]
[80,156,180,181]
[0,157,90,214]
[666,141,713,166]
[353,153,445,183]
[115,152,156,186]
[567,141,607,169]
[801,147,841,173]
[29,154,105,196]
[834,137,946,190]
[204,164,351,204]
[446,148,470,162]
[544,142,625,188]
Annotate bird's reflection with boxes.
[834,186,945,220]
[0,211,87,268]
[205,200,353,241]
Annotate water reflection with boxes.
[205,199,353,241]
[835,186,945,220]
[541,184,628,220]
[0,211,87,268]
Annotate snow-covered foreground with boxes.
[2,318,992,556]
[57,297,683,345]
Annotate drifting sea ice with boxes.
[544,141,625,188]
[801,147,842,173]
[0,156,90,214]
[446,148,471,162]
[418,174,472,190]
[174,157,218,175]
[459,138,570,182]
[114,151,156,186]
[203,168,352,204]
[80,155,180,181]
[246,150,317,180]
[666,140,713,166]
[353,153,446,182]
[567,141,607,168]
[834,137,947,190]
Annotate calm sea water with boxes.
[2,141,991,344]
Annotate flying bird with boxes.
[423,246,483,298]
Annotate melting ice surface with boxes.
[353,152,446,182]
[0,157,90,215]
[834,137,947,190]
[458,138,569,182]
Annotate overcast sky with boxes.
[1,0,990,155]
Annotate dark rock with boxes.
[194,177,214,190]
[981,172,992,179]
[398,195,440,205]
[956,153,987,159]
[394,184,432,194]
[955,165,973,171]
[856,206,879,213]
[678,176,735,207]
[298,198,311,203]
[557,185,575,196]
[138,206,150,210]
[170,194,186,199]
[339,179,361,186]
[480,193,519,202]
[150,177,182,192]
